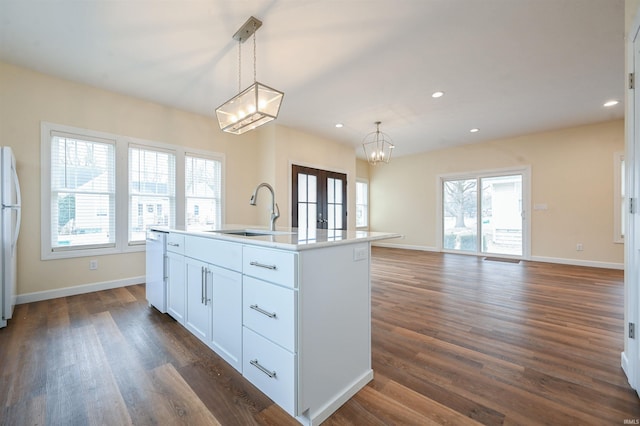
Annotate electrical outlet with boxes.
[89,260,98,270]
[576,243,583,251]
[353,246,368,261]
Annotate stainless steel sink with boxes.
[208,229,293,237]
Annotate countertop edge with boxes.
[152,226,401,251]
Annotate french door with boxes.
[292,165,347,231]
[442,171,526,257]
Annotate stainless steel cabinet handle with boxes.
[250,359,276,378]
[201,266,206,304]
[163,254,168,279]
[249,261,277,270]
[250,304,277,319]
[204,268,210,306]
[168,242,180,247]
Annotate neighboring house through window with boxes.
[185,154,222,231]
[49,132,116,251]
[41,122,224,259]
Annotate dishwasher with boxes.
[146,229,167,313]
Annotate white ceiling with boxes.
[0,0,625,158]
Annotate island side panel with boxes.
[297,242,372,423]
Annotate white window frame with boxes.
[356,179,369,229]
[185,152,224,232]
[614,151,625,244]
[128,143,177,245]
[41,122,225,260]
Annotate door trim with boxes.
[623,7,640,394]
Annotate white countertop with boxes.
[155,225,400,251]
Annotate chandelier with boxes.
[362,121,395,165]
[215,16,284,135]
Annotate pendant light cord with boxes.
[253,22,257,83]
[238,39,242,92]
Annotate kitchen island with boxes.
[157,226,399,426]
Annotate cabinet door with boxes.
[167,251,186,324]
[210,265,242,371]
[185,257,211,342]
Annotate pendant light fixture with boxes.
[215,16,284,135]
[362,121,395,165]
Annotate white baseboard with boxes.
[622,351,635,390]
[372,241,439,252]
[529,255,623,270]
[16,276,146,304]
[372,243,623,270]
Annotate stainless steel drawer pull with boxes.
[201,266,206,304]
[168,242,180,247]
[250,359,277,378]
[249,261,277,270]
[250,304,277,318]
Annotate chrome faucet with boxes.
[250,182,280,231]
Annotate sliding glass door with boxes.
[443,172,524,257]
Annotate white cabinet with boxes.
[183,235,243,372]
[166,233,185,324]
[243,245,297,288]
[166,251,185,323]
[241,245,299,416]
[243,275,296,352]
[185,257,211,342]
[243,327,296,415]
[210,264,242,370]
[164,231,374,426]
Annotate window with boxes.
[356,180,369,228]
[41,122,224,259]
[614,152,625,243]
[129,145,176,243]
[185,154,222,231]
[49,132,116,251]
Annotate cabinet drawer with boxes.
[185,236,242,272]
[243,276,296,352]
[167,233,185,254]
[243,246,297,288]
[243,327,296,415]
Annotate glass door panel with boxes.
[443,179,478,251]
[442,173,524,256]
[292,165,346,231]
[480,175,522,256]
[297,173,317,230]
[327,177,344,230]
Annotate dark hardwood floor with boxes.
[1,247,639,425]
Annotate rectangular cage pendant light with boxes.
[215,16,284,135]
[216,82,284,135]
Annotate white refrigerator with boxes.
[1,147,21,328]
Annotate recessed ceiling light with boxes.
[470,128,479,133]
[432,91,444,98]
[603,100,619,107]
[335,123,344,128]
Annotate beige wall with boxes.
[0,57,625,299]
[356,159,370,180]
[258,125,358,229]
[627,0,640,33]
[0,61,359,297]
[369,120,625,267]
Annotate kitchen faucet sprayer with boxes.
[250,182,280,231]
